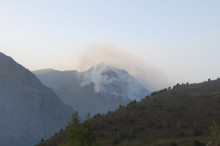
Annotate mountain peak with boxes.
[0,52,19,72]
[95,62,107,68]
[35,63,150,117]
[81,63,149,101]
[0,52,45,89]
[33,68,58,74]
[88,62,111,72]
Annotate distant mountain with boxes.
[0,52,72,146]
[34,63,149,117]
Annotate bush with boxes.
[99,133,104,138]
[192,140,205,146]
[129,119,134,123]
[178,131,186,137]
[40,138,44,143]
[118,104,124,109]
[129,127,136,138]
[111,131,121,144]
[192,122,202,136]
[157,125,162,130]
[111,136,120,144]
[93,113,101,119]
[209,121,220,142]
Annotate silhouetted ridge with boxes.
[0,52,45,89]
[0,52,72,146]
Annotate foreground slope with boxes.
[39,78,220,145]
[0,52,72,146]
[34,63,149,117]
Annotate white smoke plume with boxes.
[74,41,168,91]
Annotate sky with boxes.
[0,0,220,90]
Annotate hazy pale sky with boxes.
[0,0,220,88]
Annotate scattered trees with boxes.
[151,88,168,96]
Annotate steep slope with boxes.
[38,78,220,146]
[34,63,149,117]
[0,52,72,146]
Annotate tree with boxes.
[66,112,98,146]
[192,122,202,136]
[79,119,97,146]
[40,138,44,143]
[210,121,220,138]
[66,112,80,145]
[209,121,220,145]
[118,104,123,109]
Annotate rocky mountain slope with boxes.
[34,63,149,117]
[0,52,72,146]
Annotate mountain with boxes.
[0,52,72,146]
[34,63,149,117]
[38,78,220,146]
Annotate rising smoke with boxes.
[74,41,168,91]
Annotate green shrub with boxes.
[210,121,220,138]
[111,131,122,144]
[192,122,202,136]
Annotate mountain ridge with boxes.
[0,52,73,146]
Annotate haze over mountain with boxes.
[0,52,72,146]
[34,63,149,117]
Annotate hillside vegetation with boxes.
[38,78,220,146]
